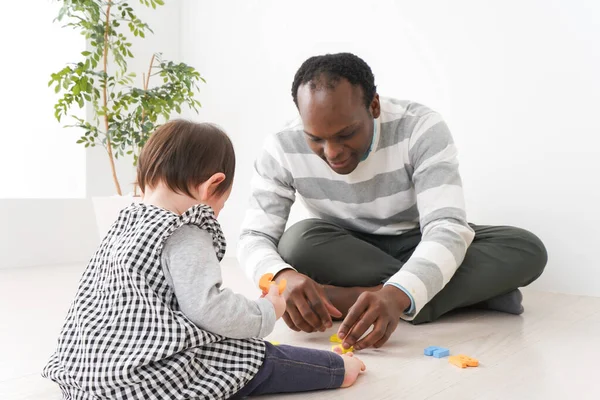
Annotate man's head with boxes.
[291,53,380,174]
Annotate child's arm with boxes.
[161,225,277,339]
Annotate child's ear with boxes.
[200,173,225,198]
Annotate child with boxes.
[42,120,365,399]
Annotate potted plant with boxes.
[50,0,204,237]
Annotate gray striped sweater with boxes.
[238,98,475,320]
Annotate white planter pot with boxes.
[92,195,141,239]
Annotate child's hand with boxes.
[265,284,286,320]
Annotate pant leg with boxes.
[278,219,547,324]
[411,224,548,324]
[231,342,345,398]
[278,218,405,287]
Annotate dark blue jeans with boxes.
[231,342,345,398]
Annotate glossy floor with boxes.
[1,261,597,400]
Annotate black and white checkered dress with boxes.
[42,204,266,400]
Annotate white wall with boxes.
[1,1,86,199]
[0,1,182,269]
[3,0,598,298]
[180,0,600,296]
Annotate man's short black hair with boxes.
[291,52,377,109]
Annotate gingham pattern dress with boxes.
[42,203,266,400]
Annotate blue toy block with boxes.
[424,346,450,358]
[433,348,450,358]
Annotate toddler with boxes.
[42,120,365,399]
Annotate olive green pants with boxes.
[278,219,547,324]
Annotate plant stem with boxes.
[145,54,155,90]
[141,54,155,122]
[133,54,156,197]
[103,0,122,195]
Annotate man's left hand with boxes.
[337,285,410,350]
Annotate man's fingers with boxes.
[337,298,369,343]
[355,319,389,350]
[316,285,343,319]
[372,328,393,349]
[325,301,343,319]
[286,304,315,333]
[306,286,334,329]
[343,310,378,349]
[376,317,399,347]
[295,294,323,330]
[282,312,300,332]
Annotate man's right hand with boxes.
[275,269,342,332]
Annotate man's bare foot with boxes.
[340,353,366,388]
[323,285,383,318]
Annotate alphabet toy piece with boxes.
[449,355,479,368]
[330,334,343,343]
[259,273,287,295]
[424,346,450,358]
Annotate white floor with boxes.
[1,260,599,400]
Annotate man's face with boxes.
[297,79,380,175]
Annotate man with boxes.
[239,53,547,351]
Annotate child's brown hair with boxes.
[137,120,235,197]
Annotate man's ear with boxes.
[370,94,381,119]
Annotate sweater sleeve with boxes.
[161,225,276,338]
[238,134,297,285]
[384,112,475,320]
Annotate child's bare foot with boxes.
[340,353,366,388]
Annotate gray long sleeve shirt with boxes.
[161,224,276,339]
[238,98,475,320]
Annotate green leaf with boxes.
[57,5,67,21]
[50,2,205,168]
